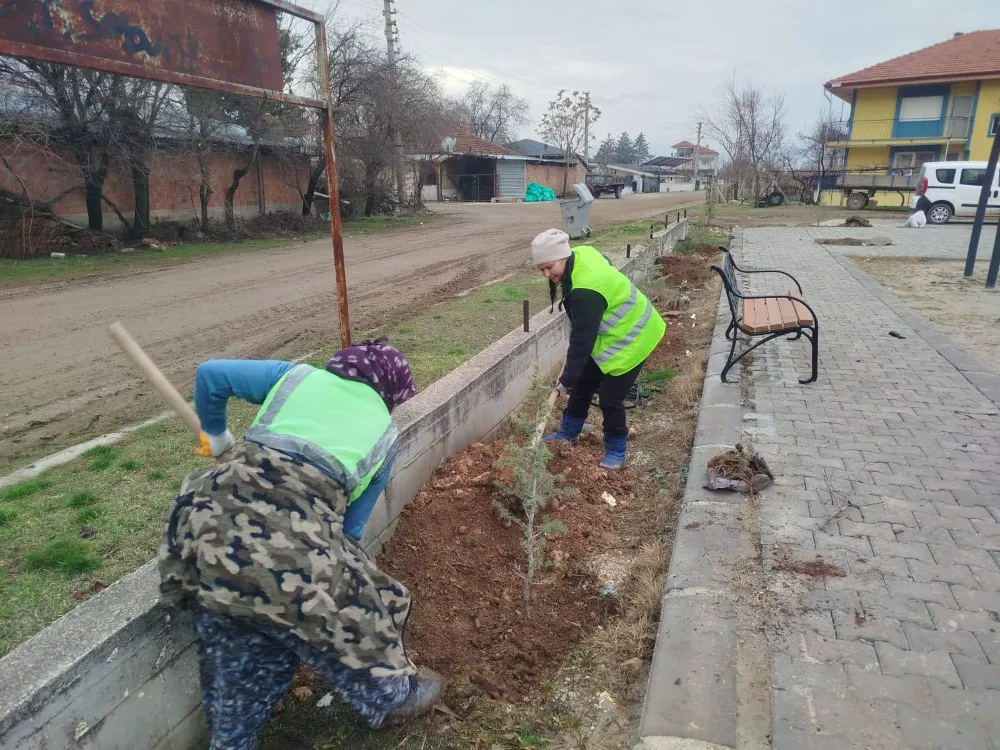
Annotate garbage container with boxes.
[559,183,595,239]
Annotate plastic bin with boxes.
[559,183,595,239]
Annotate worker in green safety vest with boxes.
[531,228,665,470]
[158,339,442,749]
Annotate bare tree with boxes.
[539,90,601,196]
[451,81,529,145]
[698,76,787,201]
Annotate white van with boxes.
[910,161,1000,224]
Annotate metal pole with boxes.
[384,0,406,209]
[523,300,530,332]
[965,117,1000,277]
[694,121,702,191]
[626,243,631,258]
[987,216,1000,288]
[316,22,352,348]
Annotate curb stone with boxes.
[833,255,1000,407]
[637,268,743,748]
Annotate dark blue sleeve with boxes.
[343,456,394,541]
[194,360,295,436]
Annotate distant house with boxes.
[507,138,587,197]
[823,29,1000,206]
[642,156,695,189]
[602,164,659,193]
[407,123,528,202]
[671,141,720,176]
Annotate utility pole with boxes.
[383,0,406,209]
[694,121,702,191]
[583,91,591,171]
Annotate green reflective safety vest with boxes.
[244,364,396,503]
[569,245,666,376]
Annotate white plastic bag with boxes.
[903,210,927,228]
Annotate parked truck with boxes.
[585,173,625,199]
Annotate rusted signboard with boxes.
[0,0,353,344]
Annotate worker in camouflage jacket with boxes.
[158,339,441,750]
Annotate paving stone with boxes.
[833,609,908,649]
[897,704,989,749]
[953,531,1000,552]
[929,679,1000,721]
[950,585,1000,617]
[902,622,987,660]
[886,579,958,609]
[845,664,933,709]
[838,519,895,541]
[952,654,1000,691]
[858,593,933,628]
[770,719,852,750]
[773,652,846,691]
[927,603,1000,633]
[930,543,1000,571]
[907,559,979,588]
[871,538,934,563]
[970,566,1000,592]
[974,630,1000,664]
[875,643,962,688]
[913,512,976,533]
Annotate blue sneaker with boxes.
[600,433,627,471]
[544,414,586,444]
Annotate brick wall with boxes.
[0,139,310,231]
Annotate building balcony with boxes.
[826,117,971,147]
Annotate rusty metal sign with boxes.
[0,0,353,346]
[0,0,325,108]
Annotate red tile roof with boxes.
[450,130,522,157]
[672,141,718,155]
[826,30,1000,90]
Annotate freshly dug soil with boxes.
[816,238,867,246]
[773,552,846,579]
[843,216,872,228]
[380,439,636,699]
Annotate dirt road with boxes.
[0,193,697,468]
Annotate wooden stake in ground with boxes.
[107,321,202,437]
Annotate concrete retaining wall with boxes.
[0,221,688,750]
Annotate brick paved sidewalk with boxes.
[740,228,1000,749]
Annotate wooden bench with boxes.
[712,249,819,384]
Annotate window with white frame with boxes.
[898,95,944,121]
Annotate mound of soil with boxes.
[773,552,846,579]
[816,238,867,246]
[380,439,636,699]
[843,216,871,227]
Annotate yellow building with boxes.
[824,30,1000,207]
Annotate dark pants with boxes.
[191,606,412,750]
[565,358,644,438]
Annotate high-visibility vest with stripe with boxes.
[244,364,395,503]
[569,245,666,375]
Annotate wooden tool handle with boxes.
[108,321,202,437]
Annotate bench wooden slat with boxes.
[786,290,815,327]
[742,295,809,334]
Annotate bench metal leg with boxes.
[725,320,736,341]
[798,324,819,385]
[720,324,819,385]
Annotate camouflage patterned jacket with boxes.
[158,442,416,679]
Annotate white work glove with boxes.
[196,429,236,458]
[554,382,569,399]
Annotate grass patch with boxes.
[0,509,17,527]
[0,214,431,287]
[119,458,141,471]
[0,401,259,656]
[644,366,679,384]
[25,539,102,577]
[0,477,53,502]
[75,507,103,524]
[68,491,98,508]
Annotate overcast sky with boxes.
[324,0,996,158]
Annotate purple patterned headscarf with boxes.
[325,338,417,410]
